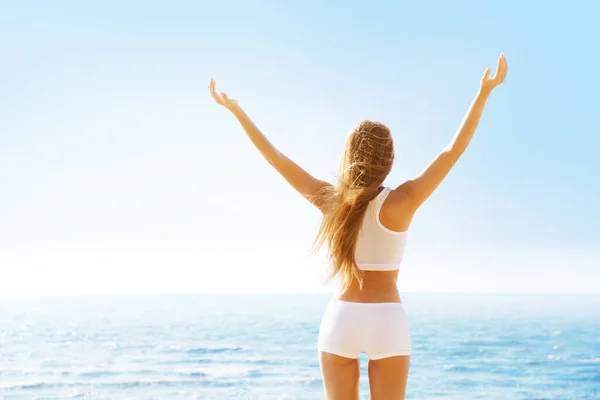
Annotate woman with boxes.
[209,53,508,400]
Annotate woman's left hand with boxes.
[480,53,508,93]
[209,78,239,112]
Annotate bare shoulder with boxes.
[388,183,412,204]
[379,183,415,232]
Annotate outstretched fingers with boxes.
[209,78,224,105]
[209,78,215,96]
[481,53,507,90]
[501,54,508,81]
[495,54,507,84]
[483,67,491,81]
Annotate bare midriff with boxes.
[335,270,402,303]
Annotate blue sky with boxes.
[1,1,598,294]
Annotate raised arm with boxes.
[209,79,331,211]
[400,53,508,210]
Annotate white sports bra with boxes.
[355,187,408,271]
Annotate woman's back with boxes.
[338,186,414,303]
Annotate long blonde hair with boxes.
[314,120,394,292]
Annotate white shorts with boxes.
[318,299,411,360]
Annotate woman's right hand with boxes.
[209,78,239,112]
[480,53,508,93]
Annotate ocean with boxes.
[1,293,599,399]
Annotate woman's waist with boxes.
[336,273,401,303]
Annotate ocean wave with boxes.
[186,371,208,378]
[526,360,542,365]
[580,357,600,363]
[108,379,202,389]
[186,346,243,355]
[242,368,273,378]
[8,381,54,391]
[1,376,215,392]
[286,377,320,386]
[462,339,527,347]
[68,390,114,399]
[158,358,214,365]
[77,370,123,378]
[157,357,282,369]
[442,365,479,373]
[245,358,280,366]
[76,369,209,379]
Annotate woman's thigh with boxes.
[319,351,360,400]
[368,355,410,400]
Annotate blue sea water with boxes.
[1,293,599,399]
